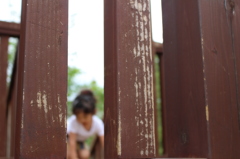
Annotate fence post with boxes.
[14,0,68,158]
[0,36,9,157]
[162,0,240,158]
[105,0,156,158]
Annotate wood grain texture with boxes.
[162,0,209,157]
[162,0,240,158]
[199,0,240,158]
[105,0,156,158]
[0,36,9,157]
[0,21,20,37]
[15,0,68,158]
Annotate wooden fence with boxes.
[0,0,240,159]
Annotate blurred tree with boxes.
[7,38,18,85]
[154,55,163,155]
[67,66,81,114]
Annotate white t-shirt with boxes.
[67,115,104,141]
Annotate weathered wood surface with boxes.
[0,36,9,157]
[105,0,157,158]
[14,0,68,158]
[162,0,240,158]
[8,47,18,157]
[199,0,240,158]
[162,0,208,157]
[0,21,20,37]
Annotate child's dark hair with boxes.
[72,90,96,114]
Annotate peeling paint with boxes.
[42,93,48,113]
[59,113,63,122]
[134,47,137,57]
[23,90,25,102]
[129,0,156,156]
[57,94,61,103]
[65,115,67,128]
[117,87,122,155]
[37,92,42,109]
[143,2,146,11]
[57,94,64,123]
[117,119,122,156]
[206,105,209,121]
[52,116,55,122]
[21,112,24,128]
[30,100,33,106]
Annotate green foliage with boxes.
[67,67,81,97]
[67,67,81,116]
[154,55,164,155]
[7,38,18,85]
[8,40,16,62]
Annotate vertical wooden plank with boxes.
[15,0,68,158]
[105,0,156,158]
[163,0,240,158]
[0,22,20,37]
[9,87,17,158]
[0,36,9,157]
[162,0,209,157]
[232,0,240,131]
[198,0,240,158]
[104,0,118,158]
[7,49,18,157]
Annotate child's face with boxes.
[76,111,93,127]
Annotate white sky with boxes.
[0,0,162,88]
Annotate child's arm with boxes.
[99,135,104,148]
[68,132,78,159]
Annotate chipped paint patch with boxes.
[37,92,42,109]
[65,115,67,128]
[42,93,48,113]
[128,0,156,156]
[117,87,122,155]
[59,113,63,122]
[30,100,33,106]
[117,109,122,155]
[21,112,24,128]
[57,94,64,123]
[23,90,25,102]
[206,105,209,121]
[57,94,61,103]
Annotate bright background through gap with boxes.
[0,0,162,88]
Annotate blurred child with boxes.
[67,90,104,159]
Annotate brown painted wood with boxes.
[198,0,240,158]
[153,42,163,54]
[105,0,157,158]
[0,36,9,157]
[0,21,20,37]
[162,0,240,158]
[9,85,17,158]
[14,0,68,158]
[104,0,118,158]
[233,0,240,128]
[162,0,209,157]
[8,47,18,157]
[90,137,103,159]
